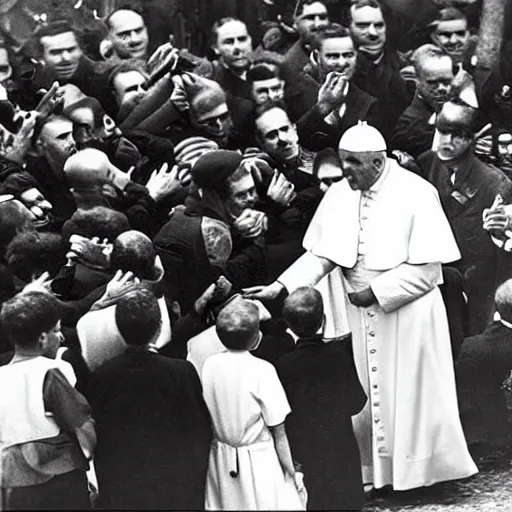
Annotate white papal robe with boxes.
[278,160,478,490]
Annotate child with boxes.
[202,299,305,510]
[277,287,367,511]
[0,290,96,510]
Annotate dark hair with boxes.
[1,291,61,348]
[32,20,80,59]
[32,114,68,146]
[253,99,291,138]
[0,172,39,198]
[115,287,161,346]
[110,230,155,280]
[283,286,324,337]
[6,230,65,282]
[312,23,352,51]
[432,7,467,27]
[62,207,130,243]
[216,299,260,350]
[0,198,32,254]
[294,0,327,19]
[211,17,245,47]
[247,61,282,83]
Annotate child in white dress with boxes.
[202,299,305,510]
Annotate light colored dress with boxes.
[279,160,478,490]
[202,351,304,511]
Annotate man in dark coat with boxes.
[277,287,366,511]
[391,44,454,158]
[281,0,330,84]
[349,0,412,138]
[456,279,512,451]
[88,288,212,510]
[417,100,512,335]
[285,24,385,150]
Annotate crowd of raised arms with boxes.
[1,0,512,510]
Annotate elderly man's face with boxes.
[255,107,299,164]
[214,21,253,72]
[251,77,285,105]
[294,2,329,45]
[338,150,385,190]
[431,19,469,60]
[226,172,258,218]
[38,118,77,170]
[20,188,53,228]
[317,36,357,82]
[109,10,149,60]
[417,55,454,108]
[193,103,233,147]
[112,70,147,107]
[350,6,386,57]
[40,31,83,81]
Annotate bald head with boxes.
[283,286,324,337]
[216,298,260,350]
[111,230,155,279]
[107,9,148,60]
[437,101,476,135]
[496,279,512,323]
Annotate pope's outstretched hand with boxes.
[243,281,285,302]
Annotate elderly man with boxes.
[417,100,512,336]
[281,0,330,84]
[246,121,477,491]
[392,44,454,158]
[349,0,412,134]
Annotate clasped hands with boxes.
[233,209,268,239]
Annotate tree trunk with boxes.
[477,0,507,68]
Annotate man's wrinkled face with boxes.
[255,107,299,164]
[193,102,233,147]
[41,32,83,81]
[0,48,12,83]
[20,188,53,228]
[38,118,77,170]
[109,10,149,60]
[294,2,329,45]
[226,172,258,218]
[417,56,454,108]
[113,70,147,108]
[431,19,469,60]
[251,77,285,105]
[317,36,357,82]
[338,150,385,190]
[350,6,386,57]
[214,21,253,72]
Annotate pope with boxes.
[246,121,477,492]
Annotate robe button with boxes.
[374,402,380,407]
[369,331,375,336]
[372,366,377,371]
[370,349,376,354]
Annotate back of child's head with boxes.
[216,298,260,350]
[0,291,61,349]
[283,286,324,337]
[115,287,161,347]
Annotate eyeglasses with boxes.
[198,111,230,129]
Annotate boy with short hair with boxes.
[277,286,367,510]
[0,291,95,510]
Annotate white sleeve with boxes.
[370,262,442,313]
[278,252,336,293]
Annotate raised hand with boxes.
[233,209,268,238]
[105,270,139,298]
[317,72,348,113]
[242,281,285,302]
[266,171,296,207]
[22,271,53,295]
[145,163,182,201]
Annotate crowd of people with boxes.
[1,0,512,509]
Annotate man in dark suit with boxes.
[417,100,512,336]
[277,287,366,511]
[285,24,386,150]
[88,287,212,510]
[456,279,512,451]
[349,0,412,136]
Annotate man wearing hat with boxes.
[154,150,267,315]
[246,121,477,492]
[417,100,512,336]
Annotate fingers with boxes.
[242,285,266,296]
